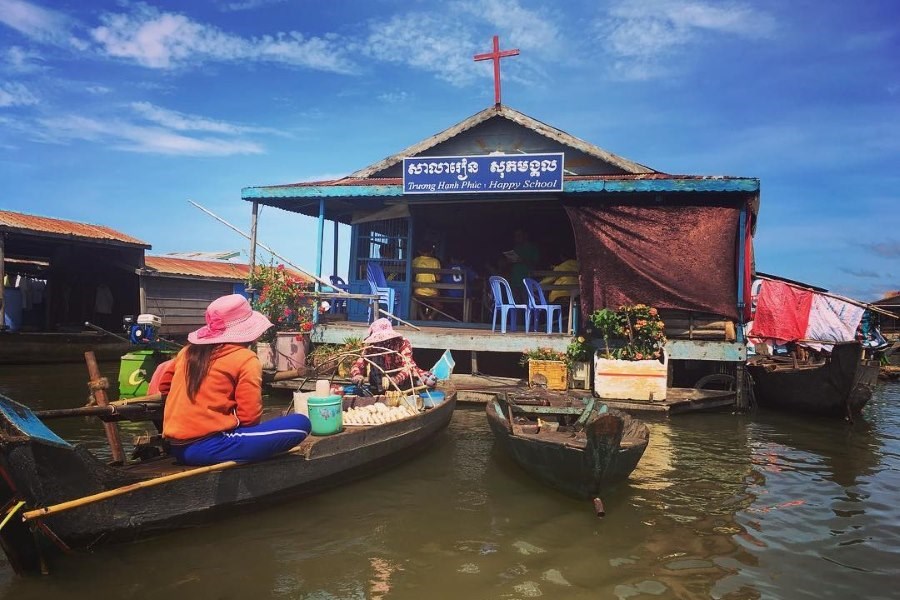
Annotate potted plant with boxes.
[590,304,668,401]
[520,347,569,390]
[307,336,364,378]
[249,264,316,371]
[565,336,593,390]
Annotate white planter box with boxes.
[594,350,668,401]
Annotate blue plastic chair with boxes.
[328,275,349,313]
[366,263,398,321]
[488,276,529,333]
[523,278,563,334]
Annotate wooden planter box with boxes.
[528,359,568,390]
[594,351,668,401]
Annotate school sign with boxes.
[402,153,564,194]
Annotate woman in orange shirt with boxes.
[159,294,310,465]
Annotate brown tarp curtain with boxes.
[565,202,740,320]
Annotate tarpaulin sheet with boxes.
[565,203,740,319]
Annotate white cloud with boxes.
[0,0,86,49]
[458,0,561,53]
[3,45,45,73]
[33,113,264,156]
[365,13,480,86]
[377,91,410,104]
[91,3,355,73]
[218,0,286,12]
[130,101,284,136]
[597,0,776,80]
[85,85,111,95]
[0,82,39,107]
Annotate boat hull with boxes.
[485,397,648,499]
[0,392,456,573]
[748,342,879,418]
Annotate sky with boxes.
[0,0,897,301]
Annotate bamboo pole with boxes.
[84,351,126,465]
[21,460,241,522]
[188,199,419,331]
[757,275,894,317]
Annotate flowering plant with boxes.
[565,336,593,365]
[519,347,568,367]
[589,304,666,361]
[248,264,315,342]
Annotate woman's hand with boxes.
[351,374,365,385]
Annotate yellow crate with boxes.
[528,360,568,390]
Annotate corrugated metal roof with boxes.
[348,104,658,178]
[0,209,150,248]
[143,256,311,283]
[257,173,751,189]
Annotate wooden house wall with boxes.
[142,277,238,337]
[2,234,143,332]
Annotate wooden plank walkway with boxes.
[267,370,736,416]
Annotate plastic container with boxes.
[419,390,445,408]
[307,394,343,435]
[118,350,175,399]
[292,391,310,417]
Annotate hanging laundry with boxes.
[802,295,865,352]
[749,279,814,344]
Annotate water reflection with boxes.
[0,364,898,599]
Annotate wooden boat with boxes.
[747,342,880,419]
[0,388,456,575]
[485,391,649,506]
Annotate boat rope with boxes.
[0,501,25,533]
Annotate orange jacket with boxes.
[160,344,263,442]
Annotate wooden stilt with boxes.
[84,351,126,465]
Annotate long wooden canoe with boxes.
[485,391,648,502]
[0,389,456,575]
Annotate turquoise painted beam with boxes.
[241,177,759,200]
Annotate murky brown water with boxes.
[1,363,898,599]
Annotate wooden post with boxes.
[0,233,5,331]
[735,363,747,409]
[249,200,259,273]
[84,351,126,465]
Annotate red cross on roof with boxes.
[473,35,519,106]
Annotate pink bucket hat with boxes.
[188,294,273,345]
[364,318,402,345]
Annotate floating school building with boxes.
[242,104,758,405]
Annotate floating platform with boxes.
[269,373,736,416]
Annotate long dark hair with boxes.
[184,343,218,401]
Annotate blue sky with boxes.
[0,0,897,301]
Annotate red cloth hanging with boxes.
[751,280,813,342]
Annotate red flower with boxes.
[301,321,313,332]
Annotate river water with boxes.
[0,363,898,599]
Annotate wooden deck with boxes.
[311,320,747,362]
[312,320,572,353]
[270,372,735,416]
[446,373,736,415]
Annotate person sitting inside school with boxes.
[156,294,311,466]
[441,253,478,321]
[411,244,442,319]
[540,251,580,303]
[349,318,437,392]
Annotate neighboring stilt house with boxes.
[242,104,758,405]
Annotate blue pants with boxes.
[170,414,311,466]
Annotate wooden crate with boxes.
[570,361,592,390]
[528,359,568,390]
